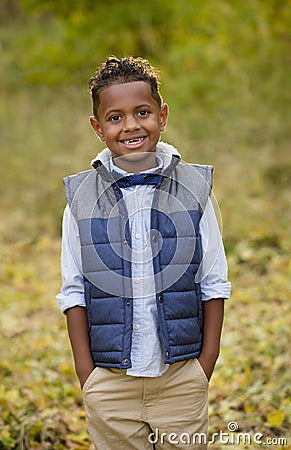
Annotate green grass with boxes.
[0,2,290,448]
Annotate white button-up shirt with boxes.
[57,157,231,377]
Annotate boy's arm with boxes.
[66,306,95,389]
[198,298,224,381]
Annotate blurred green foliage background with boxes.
[0,0,290,448]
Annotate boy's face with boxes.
[90,81,168,165]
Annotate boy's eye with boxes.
[138,110,149,117]
[109,115,122,122]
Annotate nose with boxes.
[123,114,140,132]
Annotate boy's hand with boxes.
[79,367,95,390]
[197,355,216,381]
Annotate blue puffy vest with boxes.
[64,143,213,369]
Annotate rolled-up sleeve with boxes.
[198,197,231,301]
[56,205,86,314]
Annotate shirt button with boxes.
[135,233,141,239]
[152,235,157,243]
[134,324,140,330]
[134,278,140,283]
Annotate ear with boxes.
[90,116,105,141]
[159,103,169,131]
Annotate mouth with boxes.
[120,137,146,147]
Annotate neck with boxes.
[112,152,158,174]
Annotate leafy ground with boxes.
[0,2,290,449]
[1,234,290,449]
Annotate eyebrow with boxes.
[104,110,121,119]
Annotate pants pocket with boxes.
[193,358,209,386]
[82,367,100,396]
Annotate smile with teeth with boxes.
[122,137,146,145]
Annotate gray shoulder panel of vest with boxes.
[188,163,213,190]
[173,162,213,209]
[63,169,96,216]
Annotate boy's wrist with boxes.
[77,364,95,389]
[198,352,218,381]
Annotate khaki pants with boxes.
[82,359,209,450]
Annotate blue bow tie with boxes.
[116,173,162,188]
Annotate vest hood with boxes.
[91,141,181,172]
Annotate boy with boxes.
[57,56,231,449]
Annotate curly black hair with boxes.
[89,56,162,117]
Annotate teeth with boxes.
[123,137,144,145]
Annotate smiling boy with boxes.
[57,56,231,449]
[90,80,168,168]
